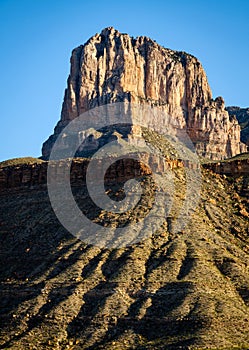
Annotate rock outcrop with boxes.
[0,157,186,191]
[226,106,249,145]
[204,156,249,176]
[2,155,249,200]
[42,27,247,160]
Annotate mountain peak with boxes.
[100,26,119,36]
[42,29,247,160]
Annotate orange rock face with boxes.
[42,27,247,160]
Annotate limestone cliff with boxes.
[226,106,249,146]
[42,27,247,160]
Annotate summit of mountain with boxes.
[42,27,247,160]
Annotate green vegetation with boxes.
[224,152,249,161]
[0,157,44,168]
[201,152,249,164]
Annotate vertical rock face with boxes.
[226,106,249,146]
[42,27,247,160]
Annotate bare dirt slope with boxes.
[0,161,249,350]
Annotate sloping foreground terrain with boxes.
[0,157,249,350]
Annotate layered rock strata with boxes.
[226,106,249,146]
[0,157,185,191]
[42,27,247,160]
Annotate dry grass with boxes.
[0,160,248,349]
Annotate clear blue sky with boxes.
[1,0,249,161]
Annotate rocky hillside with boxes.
[226,106,249,146]
[1,28,249,350]
[0,158,249,349]
[42,27,246,160]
